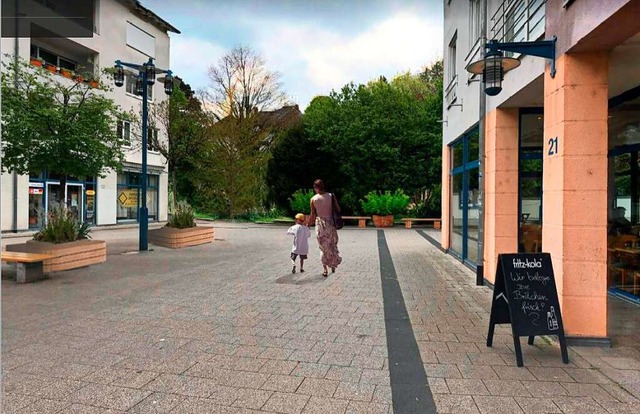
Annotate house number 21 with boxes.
[548,137,559,156]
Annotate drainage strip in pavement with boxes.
[378,230,437,413]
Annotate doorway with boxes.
[518,109,544,253]
[46,182,84,220]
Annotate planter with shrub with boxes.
[149,201,214,248]
[6,204,106,272]
[361,190,410,228]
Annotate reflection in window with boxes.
[519,112,543,253]
[608,95,640,298]
[451,174,463,256]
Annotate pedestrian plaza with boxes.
[2,223,640,413]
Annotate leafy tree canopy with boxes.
[268,61,443,215]
[1,57,129,182]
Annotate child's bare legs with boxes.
[291,254,296,273]
[300,257,305,273]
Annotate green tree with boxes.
[267,61,443,215]
[196,116,268,217]
[197,46,292,217]
[265,123,343,212]
[1,57,129,201]
[147,84,208,209]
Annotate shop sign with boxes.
[29,188,44,195]
[86,190,96,196]
[29,182,44,188]
[118,189,138,207]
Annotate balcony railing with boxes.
[445,75,458,109]
[464,36,484,83]
[490,0,546,45]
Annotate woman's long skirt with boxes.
[315,217,342,268]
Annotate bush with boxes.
[234,206,286,222]
[33,204,92,243]
[168,201,196,229]
[361,190,410,216]
[289,189,314,215]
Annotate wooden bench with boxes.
[342,216,371,228]
[1,251,57,283]
[402,218,441,229]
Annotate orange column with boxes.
[543,52,609,338]
[484,108,519,284]
[441,145,451,249]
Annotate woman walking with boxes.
[308,179,342,277]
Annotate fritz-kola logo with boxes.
[512,258,542,269]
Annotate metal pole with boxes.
[476,0,487,286]
[140,66,149,251]
[12,0,19,232]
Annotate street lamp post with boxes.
[113,57,174,251]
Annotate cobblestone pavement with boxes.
[2,224,640,413]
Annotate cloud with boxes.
[168,12,443,111]
[257,12,443,108]
[170,35,226,91]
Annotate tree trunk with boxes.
[170,170,178,211]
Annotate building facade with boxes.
[442,0,640,341]
[1,0,179,231]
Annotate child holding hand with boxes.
[287,213,311,273]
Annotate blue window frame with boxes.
[449,125,480,265]
[117,171,160,222]
[28,171,96,228]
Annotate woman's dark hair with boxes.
[313,179,325,191]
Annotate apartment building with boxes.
[442,0,640,342]
[1,0,179,231]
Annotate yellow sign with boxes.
[86,190,95,196]
[118,189,138,207]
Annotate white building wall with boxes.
[1,0,174,231]
[443,0,546,146]
[97,173,118,225]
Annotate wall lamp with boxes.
[466,36,557,96]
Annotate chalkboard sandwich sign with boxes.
[487,253,569,367]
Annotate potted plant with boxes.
[88,79,99,88]
[60,68,73,78]
[361,190,410,228]
[149,201,214,248]
[6,204,106,273]
[74,74,85,83]
[30,57,44,67]
[44,63,58,73]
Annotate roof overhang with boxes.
[121,0,181,34]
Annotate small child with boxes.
[287,213,311,274]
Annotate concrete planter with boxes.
[372,215,394,228]
[6,239,106,273]
[149,226,214,249]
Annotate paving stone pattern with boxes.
[1,224,639,413]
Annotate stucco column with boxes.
[484,108,519,284]
[543,52,609,338]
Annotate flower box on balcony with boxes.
[30,58,44,67]
[60,68,73,78]
[44,63,58,73]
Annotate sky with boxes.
[142,0,444,111]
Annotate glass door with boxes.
[519,110,544,253]
[66,183,83,220]
[449,126,480,265]
[47,183,63,212]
